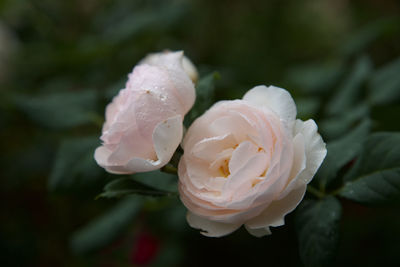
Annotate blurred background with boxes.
[1,0,400,266]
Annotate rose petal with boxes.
[228,141,259,174]
[278,133,306,199]
[107,124,156,165]
[186,211,241,237]
[182,55,199,83]
[191,134,237,162]
[243,85,297,123]
[138,51,195,112]
[245,184,306,229]
[150,114,183,166]
[209,114,253,142]
[223,152,268,198]
[244,225,271,237]
[293,119,327,184]
[94,146,112,169]
[99,115,182,174]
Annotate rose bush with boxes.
[95,51,196,174]
[178,85,327,237]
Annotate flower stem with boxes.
[161,164,178,175]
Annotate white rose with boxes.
[95,51,196,174]
[178,85,327,237]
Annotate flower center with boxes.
[215,142,266,179]
[219,159,230,177]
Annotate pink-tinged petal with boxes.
[243,85,297,123]
[223,152,268,197]
[152,115,183,165]
[204,177,227,192]
[107,124,156,165]
[191,134,237,162]
[245,184,306,229]
[140,51,198,83]
[185,157,214,190]
[244,225,271,237]
[132,88,182,138]
[105,115,183,174]
[209,112,256,142]
[181,108,217,150]
[224,167,283,211]
[100,122,128,145]
[182,55,198,83]
[186,212,241,237]
[278,133,306,199]
[228,141,259,174]
[107,158,160,174]
[137,51,195,112]
[182,100,257,150]
[94,146,112,169]
[293,119,327,184]
[209,148,234,173]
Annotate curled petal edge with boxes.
[243,85,297,123]
[186,211,242,237]
[95,115,183,174]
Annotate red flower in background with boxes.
[130,231,160,266]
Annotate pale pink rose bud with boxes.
[178,85,327,237]
[140,51,198,83]
[95,51,196,174]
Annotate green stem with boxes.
[160,164,178,175]
[307,185,325,199]
[330,187,343,196]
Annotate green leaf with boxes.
[339,132,400,204]
[296,97,321,120]
[316,119,371,189]
[15,89,98,129]
[296,196,342,267]
[133,170,179,192]
[70,196,142,254]
[320,104,369,140]
[340,17,400,57]
[98,177,174,199]
[184,72,219,126]
[326,56,372,115]
[48,137,102,191]
[99,2,185,44]
[286,61,344,94]
[368,57,400,105]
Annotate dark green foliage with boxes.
[295,97,321,120]
[98,177,174,199]
[368,57,400,105]
[340,17,400,57]
[184,72,219,126]
[326,56,372,115]
[296,197,342,267]
[317,119,371,189]
[132,170,178,192]
[320,104,369,140]
[49,136,102,191]
[70,196,142,254]
[2,0,400,266]
[15,90,98,129]
[339,133,400,204]
[286,61,344,94]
